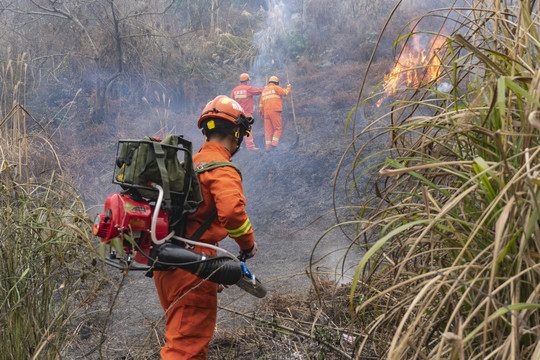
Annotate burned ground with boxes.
[76,57,387,359]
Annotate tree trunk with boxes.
[210,0,215,33]
[211,0,220,34]
[93,78,107,123]
[302,0,307,24]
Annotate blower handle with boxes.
[238,250,248,263]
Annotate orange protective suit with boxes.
[231,84,263,150]
[259,83,291,149]
[154,141,255,359]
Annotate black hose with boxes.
[113,241,244,285]
[131,239,231,268]
[156,243,243,285]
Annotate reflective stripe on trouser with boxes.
[264,111,282,149]
[154,248,218,360]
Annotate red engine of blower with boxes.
[92,193,169,264]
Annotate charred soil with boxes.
[76,58,387,359]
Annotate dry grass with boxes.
[209,278,375,360]
[0,105,103,359]
[0,51,27,120]
[328,1,540,359]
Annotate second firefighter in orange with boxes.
[259,76,291,150]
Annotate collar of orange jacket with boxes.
[200,140,233,158]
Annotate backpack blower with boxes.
[92,135,266,298]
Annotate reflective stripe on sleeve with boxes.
[226,218,252,238]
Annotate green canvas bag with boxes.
[114,135,203,214]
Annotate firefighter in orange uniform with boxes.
[230,73,263,150]
[154,95,258,359]
[259,76,291,150]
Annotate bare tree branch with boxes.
[119,0,177,21]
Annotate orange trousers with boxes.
[154,246,218,360]
[264,111,282,149]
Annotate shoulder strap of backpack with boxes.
[151,141,171,209]
[189,210,218,241]
[195,161,242,181]
[162,135,203,214]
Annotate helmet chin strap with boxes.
[230,130,244,156]
[230,113,253,156]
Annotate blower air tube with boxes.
[156,243,243,285]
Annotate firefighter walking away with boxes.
[259,75,291,150]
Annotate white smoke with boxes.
[250,0,296,83]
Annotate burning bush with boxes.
[377,34,446,106]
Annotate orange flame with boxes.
[377,35,445,107]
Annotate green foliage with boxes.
[0,175,99,359]
[283,31,307,60]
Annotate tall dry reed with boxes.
[0,51,27,122]
[0,106,101,359]
[327,1,540,359]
